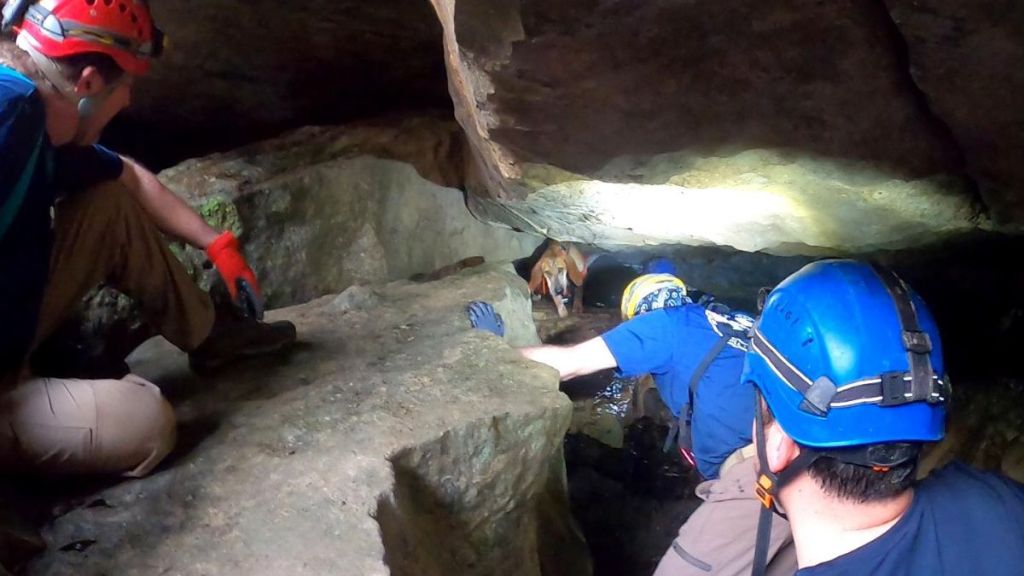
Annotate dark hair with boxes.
[804,454,916,503]
[759,397,917,503]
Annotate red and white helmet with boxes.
[12,0,163,75]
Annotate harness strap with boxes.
[0,129,44,242]
[680,331,732,450]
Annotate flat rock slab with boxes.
[28,266,589,576]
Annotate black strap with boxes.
[752,390,774,576]
[752,497,773,576]
[678,332,733,451]
[750,329,945,409]
[751,401,820,576]
[662,419,680,453]
[870,264,935,404]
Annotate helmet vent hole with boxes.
[119,2,127,13]
[130,12,138,23]
[85,0,96,5]
[103,0,113,6]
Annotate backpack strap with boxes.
[670,312,751,467]
[679,331,733,448]
[0,129,44,242]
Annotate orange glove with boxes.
[206,231,264,318]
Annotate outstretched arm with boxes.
[520,336,617,381]
[467,302,618,380]
[118,155,219,249]
[118,156,263,314]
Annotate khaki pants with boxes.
[0,180,215,476]
[653,455,797,576]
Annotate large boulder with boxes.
[157,115,541,308]
[29,266,591,576]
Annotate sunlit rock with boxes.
[470,149,985,255]
[428,0,998,254]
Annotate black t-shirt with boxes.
[799,462,1024,576]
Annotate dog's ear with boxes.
[566,252,586,286]
[528,258,545,293]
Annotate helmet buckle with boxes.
[798,376,836,416]
[880,371,910,406]
[902,330,932,354]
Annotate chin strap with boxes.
[18,35,78,97]
[17,35,123,119]
[751,389,820,576]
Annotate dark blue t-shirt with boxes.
[1,66,123,376]
[799,462,1024,576]
[601,305,754,479]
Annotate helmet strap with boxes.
[751,388,820,576]
[17,35,78,99]
[18,36,123,120]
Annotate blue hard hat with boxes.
[742,260,948,449]
[643,257,677,276]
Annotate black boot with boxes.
[188,303,297,374]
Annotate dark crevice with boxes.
[867,0,990,221]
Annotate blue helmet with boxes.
[742,260,948,450]
[643,257,677,276]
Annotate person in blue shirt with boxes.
[746,259,1024,576]
[0,1,295,478]
[469,268,797,576]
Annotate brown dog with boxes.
[528,241,587,317]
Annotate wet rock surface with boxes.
[24,266,590,576]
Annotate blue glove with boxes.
[468,301,505,337]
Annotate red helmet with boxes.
[15,0,162,75]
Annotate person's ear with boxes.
[764,420,801,474]
[73,66,107,97]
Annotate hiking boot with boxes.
[188,305,297,374]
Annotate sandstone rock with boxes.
[84,0,1023,252]
[156,116,542,308]
[427,0,997,253]
[470,150,984,255]
[28,266,590,576]
[885,0,1024,228]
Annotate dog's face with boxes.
[541,245,571,298]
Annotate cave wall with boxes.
[108,0,451,168]
[885,0,1024,228]
[438,0,961,188]
[106,0,1022,254]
